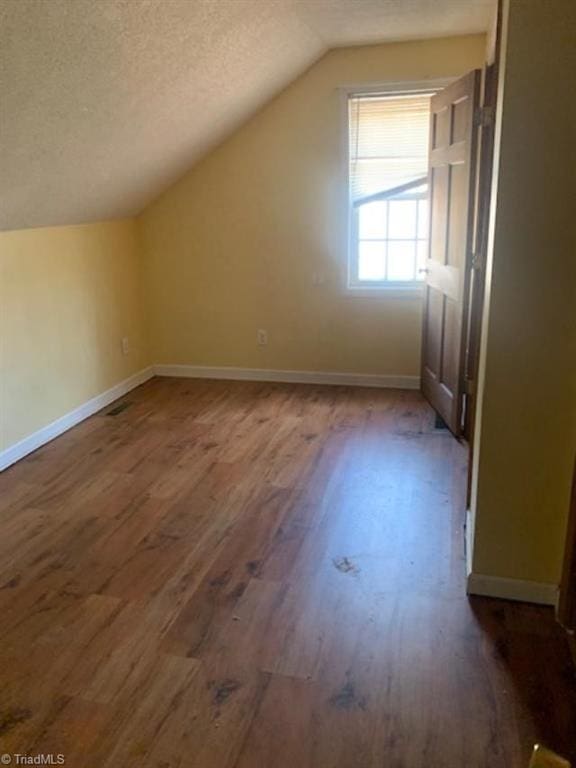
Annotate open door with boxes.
[421,70,481,435]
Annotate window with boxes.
[347,91,432,289]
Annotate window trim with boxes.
[339,78,454,297]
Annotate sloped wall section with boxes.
[139,35,486,379]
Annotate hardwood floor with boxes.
[0,378,574,767]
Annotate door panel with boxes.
[421,70,481,435]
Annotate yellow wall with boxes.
[0,219,149,451]
[470,0,576,586]
[140,35,486,376]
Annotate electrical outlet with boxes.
[121,336,129,356]
[257,329,268,346]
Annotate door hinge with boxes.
[464,378,476,396]
[470,252,483,270]
[474,106,495,127]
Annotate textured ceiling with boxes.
[0,0,493,231]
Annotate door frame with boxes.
[462,61,498,445]
[558,456,576,630]
[463,0,503,506]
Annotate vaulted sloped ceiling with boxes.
[0,0,493,231]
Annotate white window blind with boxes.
[348,93,432,202]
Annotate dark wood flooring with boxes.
[0,378,574,767]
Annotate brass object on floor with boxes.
[530,744,571,768]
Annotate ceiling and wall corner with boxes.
[0,0,494,232]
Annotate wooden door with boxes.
[421,70,481,435]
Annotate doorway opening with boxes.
[344,72,486,440]
[344,68,499,585]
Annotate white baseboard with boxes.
[154,364,420,390]
[465,509,558,606]
[0,367,155,472]
[467,572,558,606]
[0,364,418,472]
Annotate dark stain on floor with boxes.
[106,401,132,416]
[329,680,367,712]
[394,429,427,439]
[209,572,231,589]
[333,556,360,576]
[494,637,510,662]
[245,560,261,576]
[1,574,21,589]
[0,706,32,736]
[209,679,242,709]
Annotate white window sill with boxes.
[344,283,425,299]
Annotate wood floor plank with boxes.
[0,378,574,767]
[162,485,299,658]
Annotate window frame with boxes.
[350,182,429,290]
[340,79,453,297]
